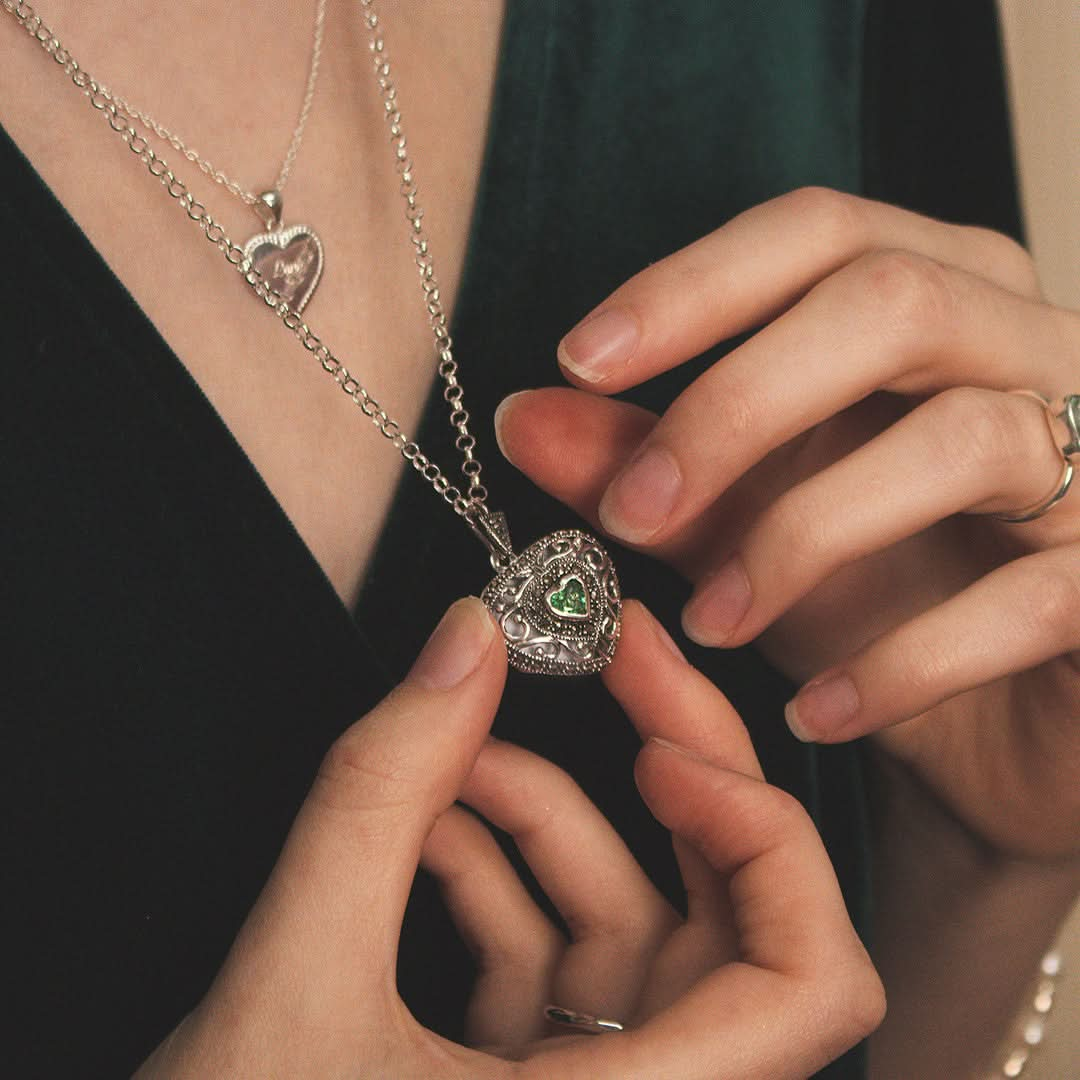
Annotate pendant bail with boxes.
[254,190,284,231]
[466,504,514,570]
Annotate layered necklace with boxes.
[3,0,622,676]
[97,0,330,313]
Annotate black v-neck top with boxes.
[1,3,1021,1076]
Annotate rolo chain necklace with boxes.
[97,0,331,313]
[3,0,622,676]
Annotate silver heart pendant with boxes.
[243,225,325,313]
[482,528,622,676]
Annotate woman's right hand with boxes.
[135,597,883,1080]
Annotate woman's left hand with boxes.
[495,187,1080,859]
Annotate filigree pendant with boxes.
[243,190,324,313]
[471,511,621,676]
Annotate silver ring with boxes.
[1057,394,1080,459]
[544,1004,625,1034]
[993,390,1077,523]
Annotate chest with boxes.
[0,1,503,609]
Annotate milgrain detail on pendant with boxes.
[482,529,622,676]
[243,225,324,313]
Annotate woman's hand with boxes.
[494,187,1080,860]
[135,597,882,1080]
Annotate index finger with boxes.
[556,186,1038,393]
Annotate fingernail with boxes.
[682,555,752,646]
[598,445,681,543]
[785,672,859,741]
[407,597,496,689]
[647,736,712,766]
[493,390,531,467]
[558,309,640,383]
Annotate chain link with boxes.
[360,0,487,505]
[91,0,327,208]
[3,0,489,519]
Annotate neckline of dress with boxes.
[0,0,550,678]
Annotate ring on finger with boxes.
[992,390,1078,523]
[1056,393,1080,457]
[544,1004,625,1034]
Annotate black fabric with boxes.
[1,3,1020,1076]
[862,0,1024,239]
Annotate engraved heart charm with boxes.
[482,529,621,676]
[243,225,324,313]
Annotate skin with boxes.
[493,186,1080,1077]
[134,598,884,1079]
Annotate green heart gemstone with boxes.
[547,575,589,618]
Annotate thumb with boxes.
[215,597,506,1017]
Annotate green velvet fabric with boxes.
[1,2,1020,1076]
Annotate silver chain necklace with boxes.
[88,0,330,313]
[99,1,328,210]
[4,0,622,676]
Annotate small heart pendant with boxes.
[244,225,324,313]
[482,528,621,676]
